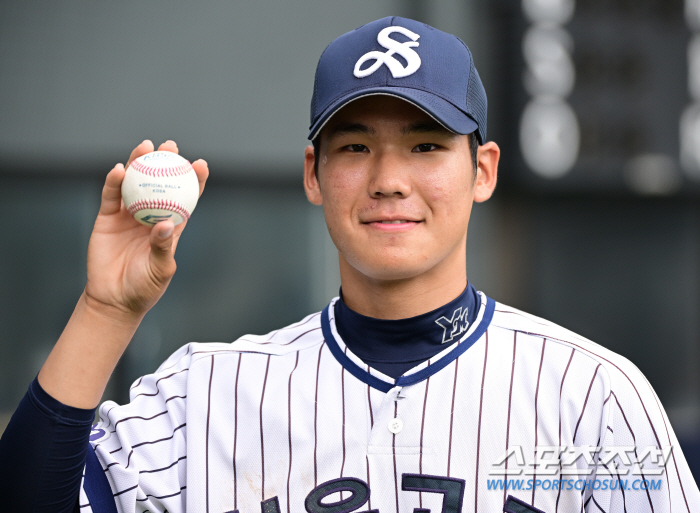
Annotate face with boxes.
[304,96,498,284]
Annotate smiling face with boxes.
[304,95,499,315]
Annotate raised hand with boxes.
[85,139,208,316]
[37,139,208,408]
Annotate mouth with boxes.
[363,218,422,231]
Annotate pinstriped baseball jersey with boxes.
[79,292,700,512]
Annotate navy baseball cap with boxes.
[309,16,487,144]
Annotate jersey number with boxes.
[229,474,466,513]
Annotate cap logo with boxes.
[353,26,421,79]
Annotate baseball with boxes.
[121,151,199,226]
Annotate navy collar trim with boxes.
[320,294,496,393]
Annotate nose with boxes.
[368,151,412,198]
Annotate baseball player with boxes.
[1,15,699,513]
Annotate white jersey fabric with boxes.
[80,293,700,512]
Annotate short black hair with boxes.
[312,131,480,181]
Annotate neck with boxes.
[338,243,468,320]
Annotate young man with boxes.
[1,16,698,513]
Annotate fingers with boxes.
[191,159,209,197]
[124,139,179,171]
[157,140,179,154]
[125,140,155,170]
[99,164,126,215]
[148,220,177,284]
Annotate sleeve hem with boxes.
[29,377,97,426]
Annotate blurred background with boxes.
[0,0,698,481]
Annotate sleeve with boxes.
[80,343,193,513]
[0,377,95,513]
[585,362,700,513]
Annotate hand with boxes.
[84,139,209,318]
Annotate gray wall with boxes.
[0,0,480,176]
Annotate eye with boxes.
[345,144,368,152]
[413,143,439,152]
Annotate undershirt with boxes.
[335,282,480,378]
[0,374,93,512]
[0,283,480,510]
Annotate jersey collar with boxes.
[320,292,496,393]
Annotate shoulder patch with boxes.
[89,423,109,443]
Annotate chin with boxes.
[346,251,436,282]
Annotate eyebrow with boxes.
[326,122,377,140]
[325,120,456,140]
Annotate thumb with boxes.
[149,220,177,283]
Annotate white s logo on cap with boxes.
[354,26,421,79]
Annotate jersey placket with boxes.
[320,295,496,512]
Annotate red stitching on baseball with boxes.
[130,159,193,178]
[127,199,191,220]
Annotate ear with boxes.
[473,141,500,203]
[304,145,323,206]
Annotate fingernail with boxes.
[158,225,173,238]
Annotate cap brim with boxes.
[308,88,478,141]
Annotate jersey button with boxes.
[387,418,403,434]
